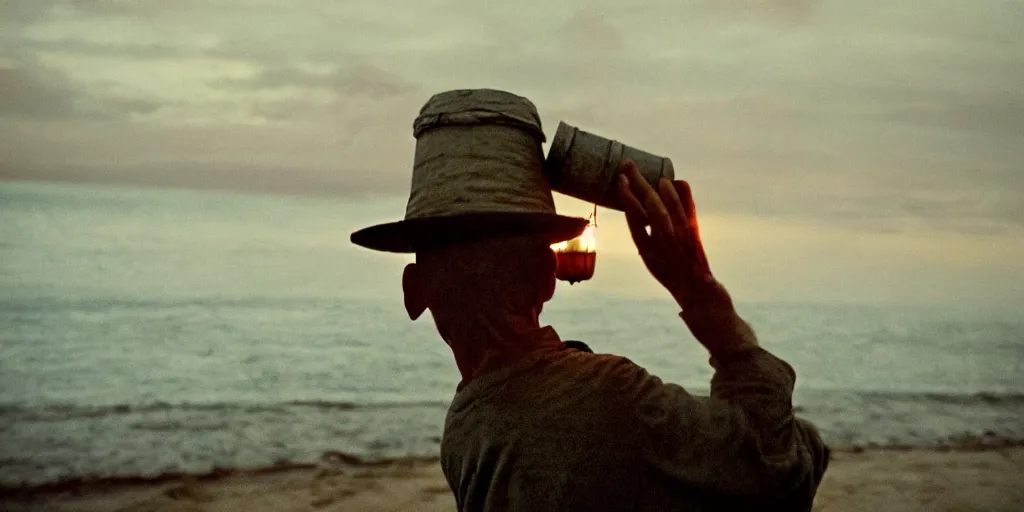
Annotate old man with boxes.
[351,89,829,511]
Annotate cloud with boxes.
[2,159,410,198]
[622,0,822,26]
[212,61,420,123]
[879,92,1024,138]
[0,0,58,25]
[0,55,166,120]
[0,93,423,197]
[2,0,1022,237]
[714,0,821,24]
[45,0,183,17]
[0,59,76,119]
[19,37,193,60]
[706,178,1023,236]
[558,10,624,53]
[228,63,417,100]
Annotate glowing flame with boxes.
[552,223,596,253]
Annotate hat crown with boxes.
[404,89,556,220]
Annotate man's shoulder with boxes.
[543,347,646,377]
[446,348,681,426]
[451,349,653,404]
[538,349,673,402]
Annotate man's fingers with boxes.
[674,180,699,234]
[618,173,646,220]
[625,213,654,254]
[658,178,689,231]
[622,161,674,237]
[618,173,649,239]
[673,180,711,272]
[658,178,697,258]
[618,174,654,252]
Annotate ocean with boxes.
[1,181,1022,488]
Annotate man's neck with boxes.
[440,314,562,384]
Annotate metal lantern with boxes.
[552,206,598,284]
[545,120,674,285]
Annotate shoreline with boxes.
[4,439,1024,511]
[5,437,1024,496]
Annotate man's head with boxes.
[402,235,557,328]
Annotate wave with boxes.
[3,390,1023,423]
[0,449,455,494]
[838,390,1024,406]
[0,399,451,422]
[0,295,373,314]
[0,461,322,495]
[6,435,1024,495]
[2,390,1023,491]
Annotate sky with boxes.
[1,0,1022,306]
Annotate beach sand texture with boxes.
[5,447,1023,512]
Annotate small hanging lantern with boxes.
[543,120,673,286]
[552,205,598,284]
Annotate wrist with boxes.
[679,307,758,356]
[706,340,761,365]
[669,275,732,313]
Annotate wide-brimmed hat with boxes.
[350,89,588,253]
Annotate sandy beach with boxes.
[4,445,1022,512]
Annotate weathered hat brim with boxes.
[350,212,588,253]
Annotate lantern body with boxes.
[551,224,597,284]
[554,251,596,284]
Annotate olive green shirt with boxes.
[440,327,829,511]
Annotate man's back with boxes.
[441,340,829,511]
[352,89,831,510]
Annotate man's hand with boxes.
[617,160,723,312]
[617,160,757,356]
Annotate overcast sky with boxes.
[1,0,1022,306]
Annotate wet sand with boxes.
[4,446,1023,512]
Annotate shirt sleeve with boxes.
[629,322,830,506]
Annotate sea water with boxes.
[1,181,1022,487]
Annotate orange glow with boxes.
[552,223,596,253]
[552,220,597,284]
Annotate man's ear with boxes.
[402,263,428,321]
[540,248,557,304]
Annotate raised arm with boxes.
[618,161,830,505]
